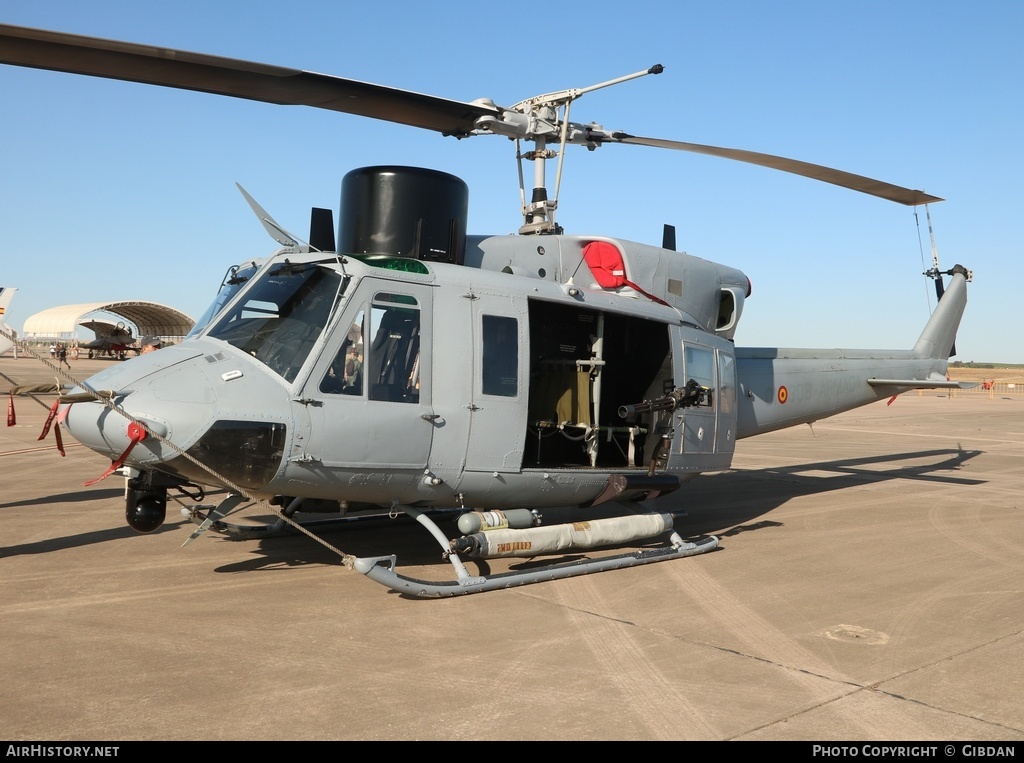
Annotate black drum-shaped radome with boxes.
[338,166,468,265]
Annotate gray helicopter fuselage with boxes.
[63,234,736,507]
[62,232,967,514]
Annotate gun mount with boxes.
[618,379,710,419]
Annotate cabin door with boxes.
[669,329,737,472]
[425,285,528,491]
[463,290,529,473]
[301,278,434,469]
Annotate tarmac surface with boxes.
[1,355,1022,741]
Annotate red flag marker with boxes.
[84,422,146,486]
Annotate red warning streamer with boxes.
[53,422,65,457]
[84,421,147,486]
[6,391,14,427]
[38,399,59,440]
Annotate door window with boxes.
[718,352,736,414]
[319,310,364,396]
[367,293,421,403]
[683,344,715,408]
[481,314,518,397]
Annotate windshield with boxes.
[187,261,262,339]
[207,262,346,382]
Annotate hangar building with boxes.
[21,301,195,345]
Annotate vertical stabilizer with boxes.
[0,287,17,356]
[913,265,969,360]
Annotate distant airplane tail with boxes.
[0,287,16,356]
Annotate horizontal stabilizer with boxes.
[867,377,978,390]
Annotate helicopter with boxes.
[0,24,973,597]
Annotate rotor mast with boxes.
[474,65,665,235]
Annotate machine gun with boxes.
[618,378,711,419]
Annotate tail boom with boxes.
[734,266,971,439]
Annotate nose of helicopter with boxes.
[61,346,214,468]
[62,398,169,463]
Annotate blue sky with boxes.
[2,1,1021,362]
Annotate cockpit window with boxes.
[187,261,262,338]
[207,263,346,382]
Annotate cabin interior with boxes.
[525,300,670,470]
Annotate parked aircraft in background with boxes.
[0,287,17,356]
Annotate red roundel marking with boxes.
[777,386,788,404]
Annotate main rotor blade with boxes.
[1,24,943,207]
[612,134,942,206]
[0,24,497,136]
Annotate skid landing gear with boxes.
[181,496,718,597]
[181,494,307,542]
[180,494,460,543]
[351,507,719,598]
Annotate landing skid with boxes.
[182,506,363,540]
[180,496,457,542]
[350,507,719,598]
[181,497,719,597]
